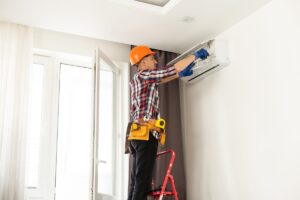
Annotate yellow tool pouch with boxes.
[155,118,166,145]
[128,118,167,144]
[159,132,166,145]
[128,123,150,141]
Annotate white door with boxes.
[55,63,93,200]
[92,49,121,200]
[26,54,94,200]
[26,50,125,200]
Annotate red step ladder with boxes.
[148,149,179,200]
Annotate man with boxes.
[128,45,208,200]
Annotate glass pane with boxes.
[97,70,114,195]
[55,64,92,200]
[26,64,44,188]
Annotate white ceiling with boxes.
[0,0,272,53]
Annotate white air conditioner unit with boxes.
[167,39,230,83]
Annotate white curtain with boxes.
[0,21,33,200]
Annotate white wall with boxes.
[181,0,300,200]
[33,27,130,63]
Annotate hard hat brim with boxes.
[131,51,156,66]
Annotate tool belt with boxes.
[128,118,166,145]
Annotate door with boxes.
[26,54,93,200]
[92,49,121,200]
[26,50,127,200]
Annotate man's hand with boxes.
[179,62,195,77]
[174,54,195,72]
[174,49,209,73]
[194,48,209,60]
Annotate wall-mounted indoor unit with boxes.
[167,39,230,83]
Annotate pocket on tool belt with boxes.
[128,123,149,141]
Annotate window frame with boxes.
[26,49,128,200]
[93,49,122,200]
[26,55,60,200]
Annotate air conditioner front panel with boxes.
[181,57,227,83]
[176,39,229,83]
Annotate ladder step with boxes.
[149,190,175,196]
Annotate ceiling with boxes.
[0,0,272,53]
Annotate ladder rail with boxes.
[149,149,179,200]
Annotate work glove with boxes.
[179,62,194,77]
[194,48,209,60]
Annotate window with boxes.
[25,51,128,200]
[25,56,59,200]
[26,64,44,188]
[94,53,122,200]
[97,70,114,195]
[55,64,93,200]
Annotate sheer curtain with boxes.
[0,21,33,200]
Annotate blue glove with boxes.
[179,62,194,77]
[194,48,209,60]
[180,69,193,77]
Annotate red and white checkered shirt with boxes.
[130,66,177,122]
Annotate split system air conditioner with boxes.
[167,39,230,83]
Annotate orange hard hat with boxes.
[129,46,156,66]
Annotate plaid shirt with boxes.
[130,66,177,122]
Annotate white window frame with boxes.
[26,54,60,200]
[93,49,123,200]
[26,49,129,200]
[26,50,94,200]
